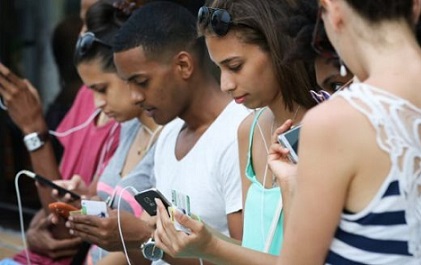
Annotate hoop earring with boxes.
[339,59,347,77]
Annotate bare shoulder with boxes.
[299,97,363,173]
[237,111,255,140]
[301,97,360,137]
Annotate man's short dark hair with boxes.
[114,1,202,61]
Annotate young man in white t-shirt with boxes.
[63,2,247,265]
[112,2,249,264]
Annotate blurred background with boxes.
[1,0,82,255]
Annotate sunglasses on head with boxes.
[74,32,112,62]
[311,8,338,59]
[198,6,232,36]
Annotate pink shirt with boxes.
[13,86,120,265]
[56,85,120,184]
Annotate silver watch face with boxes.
[23,132,44,151]
[142,240,164,261]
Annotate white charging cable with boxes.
[115,187,204,265]
[14,170,38,265]
[0,97,100,136]
[116,185,139,265]
[48,108,101,138]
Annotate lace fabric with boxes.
[335,83,421,257]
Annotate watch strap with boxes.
[23,131,49,152]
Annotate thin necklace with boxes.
[137,125,163,156]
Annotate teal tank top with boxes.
[241,108,284,255]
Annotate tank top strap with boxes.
[248,108,268,152]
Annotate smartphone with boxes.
[34,174,81,200]
[48,201,79,219]
[277,125,301,164]
[134,188,172,216]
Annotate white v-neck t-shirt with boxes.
[154,101,249,237]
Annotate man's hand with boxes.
[26,212,82,259]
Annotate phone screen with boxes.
[134,188,171,216]
[284,127,300,154]
[277,125,301,163]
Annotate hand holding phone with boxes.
[34,174,81,200]
[277,125,301,164]
[135,188,172,216]
[49,202,79,219]
[51,175,87,202]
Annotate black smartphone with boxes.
[34,174,81,200]
[277,125,301,164]
[134,188,172,216]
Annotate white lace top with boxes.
[326,83,421,264]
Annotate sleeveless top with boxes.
[90,119,156,264]
[242,108,284,254]
[326,83,421,264]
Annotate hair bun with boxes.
[86,1,129,35]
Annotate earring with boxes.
[339,59,347,77]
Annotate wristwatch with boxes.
[140,237,164,261]
[23,132,49,152]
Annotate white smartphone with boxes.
[277,125,301,164]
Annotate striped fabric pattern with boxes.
[326,84,421,265]
[326,180,413,264]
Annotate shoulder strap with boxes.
[248,108,267,152]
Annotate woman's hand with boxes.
[48,175,88,225]
[154,199,214,259]
[268,119,298,190]
[26,210,82,258]
[66,209,152,251]
[51,174,88,202]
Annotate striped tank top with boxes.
[326,84,421,264]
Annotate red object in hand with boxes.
[48,202,79,219]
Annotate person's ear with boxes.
[412,0,421,24]
[320,0,344,33]
[174,52,194,80]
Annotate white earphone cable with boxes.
[0,98,101,136]
[48,108,101,138]
[116,185,139,265]
[255,111,270,251]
